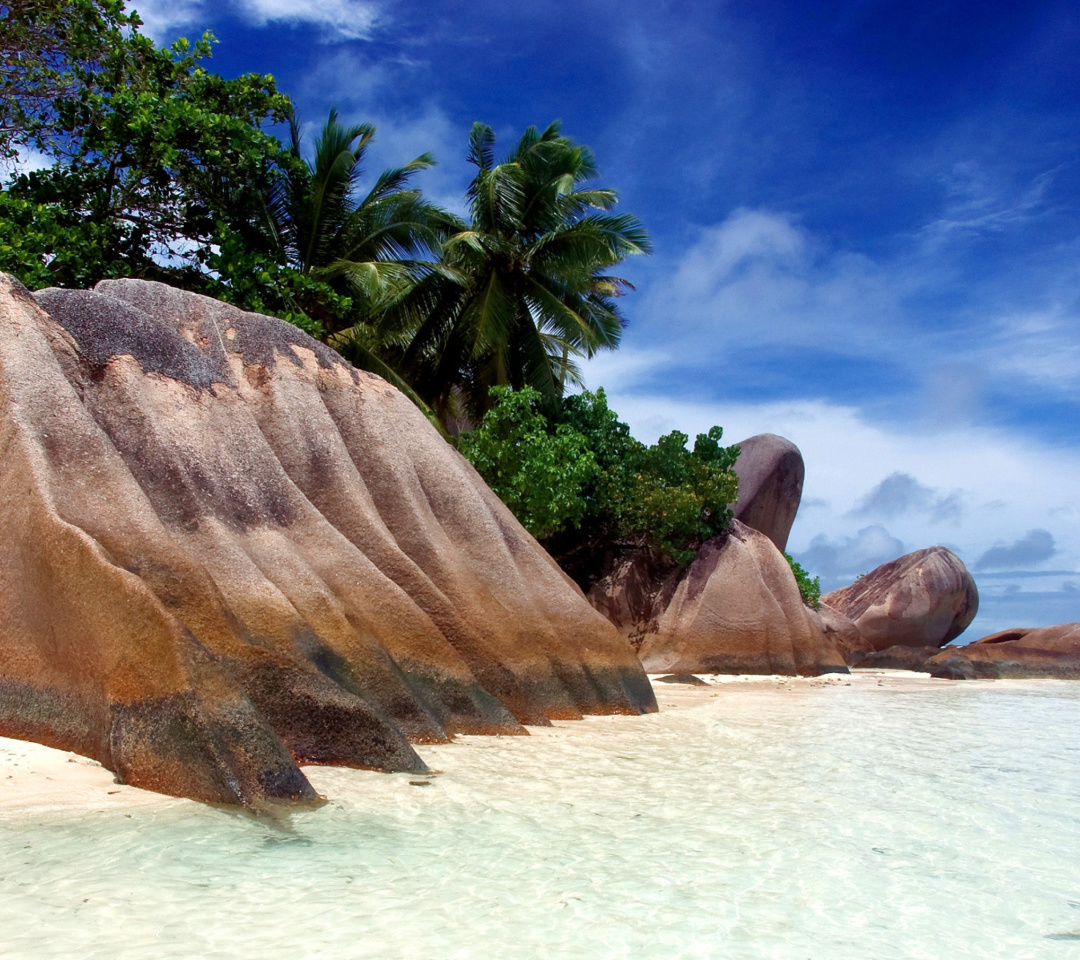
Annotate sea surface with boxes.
[1,673,1078,960]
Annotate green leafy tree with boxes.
[457,386,598,540]
[0,0,137,164]
[0,15,291,292]
[460,387,740,587]
[382,122,649,425]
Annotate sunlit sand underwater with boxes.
[2,672,1079,960]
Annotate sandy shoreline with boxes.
[0,669,1062,814]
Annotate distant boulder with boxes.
[926,624,1080,679]
[636,521,848,676]
[822,546,978,651]
[731,433,804,552]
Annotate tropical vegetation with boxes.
[460,386,740,587]
[375,122,650,426]
[784,554,822,608]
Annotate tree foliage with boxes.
[457,386,598,540]
[0,9,291,292]
[379,122,650,425]
[460,387,740,587]
[0,0,137,163]
[784,553,822,608]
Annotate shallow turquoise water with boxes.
[2,676,1078,959]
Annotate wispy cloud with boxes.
[975,306,1080,399]
[920,160,1062,241]
[126,0,380,41]
[640,208,909,359]
[236,0,380,40]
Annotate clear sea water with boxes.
[2,674,1078,960]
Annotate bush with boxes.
[784,553,821,608]
[457,386,598,541]
[459,386,740,586]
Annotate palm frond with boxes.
[467,122,495,171]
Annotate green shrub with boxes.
[459,386,740,586]
[784,553,821,608]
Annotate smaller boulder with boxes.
[731,434,804,552]
[822,546,978,651]
[637,521,848,676]
[926,624,1080,679]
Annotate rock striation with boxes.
[925,624,1080,679]
[730,433,804,552]
[634,522,848,676]
[822,546,978,651]
[0,275,655,807]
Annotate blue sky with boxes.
[129,0,1080,639]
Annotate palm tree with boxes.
[259,107,460,341]
[380,121,650,425]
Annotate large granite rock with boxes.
[730,433,804,552]
[926,625,1080,679]
[0,276,655,807]
[635,521,848,676]
[822,546,978,652]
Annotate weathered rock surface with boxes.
[822,546,978,651]
[635,521,848,676]
[586,550,680,647]
[810,603,873,665]
[730,433,804,552]
[0,275,655,806]
[853,645,945,672]
[925,624,1080,679]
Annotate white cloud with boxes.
[125,0,209,38]
[622,207,1080,430]
[126,0,380,41]
[234,0,379,40]
[638,208,912,359]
